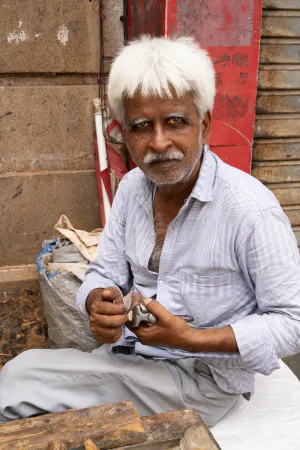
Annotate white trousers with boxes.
[0,345,240,426]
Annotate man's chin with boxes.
[145,170,185,186]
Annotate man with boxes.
[0,36,300,427]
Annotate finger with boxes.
[91,313,128,328]
[142,298,173,324]
[90,326,122,339]
[91,300,125,315]
[92,330,122,344]
[101,287,120,302]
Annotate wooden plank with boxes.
[262,11,300,38]
[263,0,300,8]
[256,91,300,113]
[283,206,300,226]
[258,65,300,89]
[252,161,300,183]
[260,39,300,64]
[114,409,220,450]
[253,138,300,161]
[0,401,145,450]
[255,114,300,138]
[267,183,300,205]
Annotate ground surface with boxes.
[0,288,49,369]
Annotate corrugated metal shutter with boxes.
[253,0,300,250]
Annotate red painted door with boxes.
[127,0,263,173]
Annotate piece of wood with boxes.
[258,65,300,90]
[85,440,100,450]
[179,425,221,450]
[255,114,300,138]
[47,442,67,450]
[113,409,216,450]
[0,401,145,450]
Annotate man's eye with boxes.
[134,122,149,129]
[167,117,183,125]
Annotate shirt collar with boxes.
[137,145,216,207]
[190,145,216,203]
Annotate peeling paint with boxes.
[57,24,69,46]
[8,21,28,44]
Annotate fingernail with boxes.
[143,297,152,306]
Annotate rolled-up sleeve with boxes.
[231,208,300,374]
[76,176,133,317]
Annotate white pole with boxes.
[93,98,112,222]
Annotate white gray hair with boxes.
[107,36,216,123]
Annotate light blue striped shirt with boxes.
[77,147,300,395]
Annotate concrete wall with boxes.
[0,0,123,285]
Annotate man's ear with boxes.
[201,111,212,146]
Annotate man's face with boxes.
[123,91,211,186]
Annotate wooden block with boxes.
[0,401,145,450]
[112,409,220,449]
[179,425,221,450]
[85,440,100,450]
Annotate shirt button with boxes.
[158,280,165,286]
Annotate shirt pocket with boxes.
[179,268,235,327]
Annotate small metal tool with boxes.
[130,304,194,328]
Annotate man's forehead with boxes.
[124,91,195,118]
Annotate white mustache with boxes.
[144,151,184,165]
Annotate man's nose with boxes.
[149,124,172,153]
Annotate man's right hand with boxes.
[86,287,128,344]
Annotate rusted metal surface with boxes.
[263,0,300,8]
[256,91,300,114]
[0,288,49,370]
[260,39,300,64]
[174,0,263,173]
[258,65,300,89]
[267,183,300,206]
[262,11,300,38]
[252,161,300,183]
[253,138,300,161]
[293,227,300,247]
[127,0,165,39]
[255,114,300,138]
[283,206,300,227]
[0,401,145,450]
[127,0,263,173]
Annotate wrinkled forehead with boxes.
[124,90,198,120]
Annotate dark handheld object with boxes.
[131,304,194,328]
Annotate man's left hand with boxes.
[126,298,194,350]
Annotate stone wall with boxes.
[0,0,123,287]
